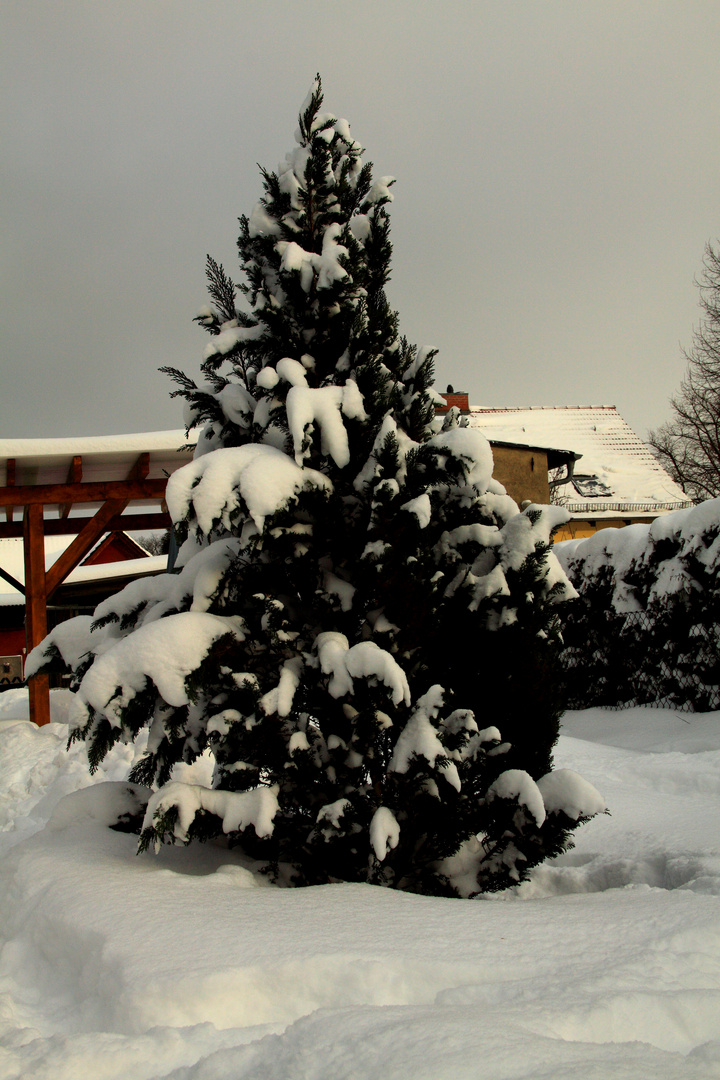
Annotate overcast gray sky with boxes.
[2,1,719,441]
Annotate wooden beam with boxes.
[0,564,25,593]
[23,504,51,727]
[0,478,167,507]
[59,455,83,519]
[4,458,15,523]
[0,511,172,539]
[46,498,129,597]
[127,452,150,480]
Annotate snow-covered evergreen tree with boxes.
[27,79,604,896]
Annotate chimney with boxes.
[436,387,470,414]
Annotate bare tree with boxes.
[650,242,720,503]
[134,531,170,556]
[548,465,572,507]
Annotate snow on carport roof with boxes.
[0,429,196,487]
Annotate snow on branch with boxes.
[203,322,263,362]
[276,222,349,293]
[286,380,367,468]
[259,657,303,717]
[166,443,332,534]
[72,612,246,729]
[370,806,401,861]
[536,770,606,821]
[316,632,410,705]
[389,686,461,791]
[25,615,106,677]
[486,770,546,827]
[142,781,280,845]
[425,428,494,491]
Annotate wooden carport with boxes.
[0,431,194,726]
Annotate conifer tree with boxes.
[27,79,604,896]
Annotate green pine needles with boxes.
[28,78,604,896]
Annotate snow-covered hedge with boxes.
[555,499,720,710]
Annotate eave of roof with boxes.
[0,429,197,487]
[487,438,581,465]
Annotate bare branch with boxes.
[649,240,720,503]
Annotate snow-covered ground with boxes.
[1,689,719,1079]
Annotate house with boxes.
[464,404,692,541]
[436,390,580,509]
[436,391,691,539]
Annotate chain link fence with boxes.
[558,606,720,713]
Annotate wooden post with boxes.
[23,504,51,726]
[4,458,15,523]
[59,455,83,519]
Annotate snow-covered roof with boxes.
[63,553,167,588]
[0,429,196,487]
[468,406,691,516]
[0,537,69,604]
[0,536,166,606]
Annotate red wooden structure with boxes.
[0,432,194,725]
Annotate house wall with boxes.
[553,515,659,543]
[0,625,27,674]
[0,609,84,677]
[0,653,23,685]
[490,445,550,506]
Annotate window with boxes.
[572,474,613,498]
